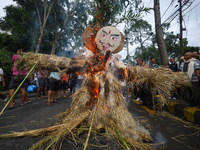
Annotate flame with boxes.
[124,67,128,80]
[132,76,137,82]
[104,105,109,112]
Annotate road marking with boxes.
[133,100,157,115]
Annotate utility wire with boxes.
[161,0,174,19]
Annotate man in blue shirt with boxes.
[149,57,159,69]
[169,57,178,72]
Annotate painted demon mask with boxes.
[95,26,122,54]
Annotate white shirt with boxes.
[0,68,3,82]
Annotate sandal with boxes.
[47,102,51,106]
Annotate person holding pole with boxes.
[7,49,28,109]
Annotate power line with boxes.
[183,1,200,16]
[147,0,152,7]
[161,0,174,19]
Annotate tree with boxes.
[128,19,153,54]
[154,0,168,65]
[34,0,56,53]
[0,48,13,91]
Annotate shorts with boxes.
[38,77,45,89]
[60,81,67,90]
[9,75,28,89]
[44,79,49,87]
[49,78,60,91]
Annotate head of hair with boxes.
[171,56,175,60]
[139,58,143,62]
[194,51,199,54]
[0,61,1,65]
[150,57,155,60]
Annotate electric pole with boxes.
[179,0,183,56]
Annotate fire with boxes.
[124,67,128,80]
[86,51,111,108]
[132,76,137,82]
[104,105,109,112]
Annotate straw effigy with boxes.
[0,52,192,150]
[0,52,156,150]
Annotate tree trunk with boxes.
[154,0,168,65]
[35,0,55,53]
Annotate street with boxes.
[0,91,200,150]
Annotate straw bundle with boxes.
[17,52,85,73]
[129,67,192,105]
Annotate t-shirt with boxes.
[12,55,27,75]
[62,74,67,81]
[0,68,3,81]
[149,63,159,69]
[169,62,178,72]
[180,61,200,82]
[37,70,44,78]
[49,72,61,80]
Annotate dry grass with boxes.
[130,67,192,106]
[17,52,85,74]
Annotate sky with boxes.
[0,0,200,59]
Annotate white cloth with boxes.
[0,68,3,81]
[121,81,126,87]
[185,58,199,79]
[78,75,84,79]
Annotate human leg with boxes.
[20,88,26,106]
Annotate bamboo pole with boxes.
[0,60,39,116]
[83,110,95,150]
[115,126,130,150]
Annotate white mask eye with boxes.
[110,36,117,41]
[101,33,107,38]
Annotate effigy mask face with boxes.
[95,26,122,55]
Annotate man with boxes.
[47,72,61,106]
[36,70,47,99]
[137,58,153,109]
[135,58,140,66]
[0,61,7,101]
[169,57,178,72]
[138,58,150,68]
[8,49,28,108]
[149,57,159,69]
[192,51,200,61]
[180,52,200,107]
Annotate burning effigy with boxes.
[0,25,192,150]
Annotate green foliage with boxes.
[0,33,22,53]
[133,46,161,65]
[0,48,13,91]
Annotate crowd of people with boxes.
[0,49,200,110]
[0,49,86,109]
[133,51,200,109]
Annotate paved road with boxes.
[0,91,199,150]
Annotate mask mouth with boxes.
[101,43,110,51]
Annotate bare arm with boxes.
[195,69,200,81]
[40,70,47,78]
[1,75,6,88]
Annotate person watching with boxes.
[149,57,159,69]
[169,57,178,72]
